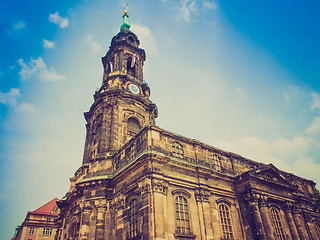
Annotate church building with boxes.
[55,9,320,240]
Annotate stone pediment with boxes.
[248,164,293,187]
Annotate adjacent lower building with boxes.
[55,9,320,240]
[15,198,59,240]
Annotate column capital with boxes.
[115,195,125,210]
[95,199,108,211]
[243,192,261,205]
[293,205,302,215]
[304,213,312,223]
[80,200,94,211]
[283,201,294,213]
[195,187,211,202]
[258,195,268,207]
[152,178,168,195]
[138,182,151,195]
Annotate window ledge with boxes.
[174,233,196,239]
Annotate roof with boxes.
[30,198,59,216]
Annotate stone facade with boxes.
[55,13,320,240]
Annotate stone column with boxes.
[292,207,308,240]
[283,202,299,240]
[304,213,318,240]
[245,193,267,240]
[152,178,168,239]
[80,201,92,240]
[139,182,151,239]
[95,199,108,240]
[259,195,274,240]
[115,196,125,240]
[195,188,213,239]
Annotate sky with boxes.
[0,0,320,238]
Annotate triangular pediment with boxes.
[249,164,292,187]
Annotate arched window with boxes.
[270,207,286,240]
[128,36,135,43]
[212,154,222,172]
[172,142,183,158]
[219,203,234,239]
[127,56,136,77]
[127,117,140,138]
[69,221,80,240]
[175,196,190,235]
[129,199,139,238]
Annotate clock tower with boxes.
[82,9,158,165]
[56,7,320,240]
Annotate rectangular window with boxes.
[47,218,51,222]
[43,228,52,235]
[29,227,34,235]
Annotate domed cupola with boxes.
[102,9,145,83]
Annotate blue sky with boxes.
[1,0,320,238]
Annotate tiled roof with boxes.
[30,198,59,216]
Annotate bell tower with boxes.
[82,9,158,164]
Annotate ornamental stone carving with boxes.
[139,182,151,195]
[114,196,125,210]
[80,200,94,210]
[195,188,211,202]
[95,199,108,211]
[152,178,168,195]
[258,195,268,207]
[244,192,261,205]
[304,213,312,223]
[283,201,293,213]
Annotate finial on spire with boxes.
[120,4,131,31]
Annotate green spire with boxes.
[120,5,131,31]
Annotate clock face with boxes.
[128,84,140,94]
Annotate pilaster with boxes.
[195,187,213,239]
[95,199,108,240]
[80,201,93,240]
[152,178,168,239]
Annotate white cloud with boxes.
[18,57,66,82]
[13,20,26,30]
[203,0,217,10]
[311,92,320,110]
[85,35,101,53]
[177,0,198,22]
[131,24,158,56]
[293,157,320,185]
[306,117,320,134]
[41,69,66,81]
[43,39,55,48]
[0,88,20,107]
[272,136,310,155]
[17,102,37,113]
[48,12,69,28]
[0,88,36,112]
[217,133,320,186]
